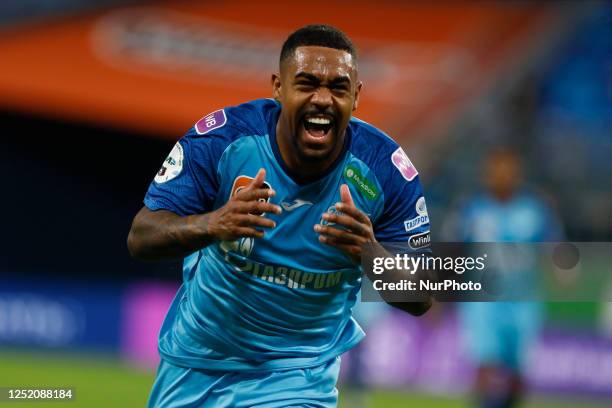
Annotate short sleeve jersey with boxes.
[457,193,562,243]
[144,99,430,371]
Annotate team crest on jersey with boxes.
[220,237,255,257]
[195,109,227,135]
[321,205,340,226]
[391,147,418,181]
[154,142,183,183]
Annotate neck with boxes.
[492,189,515,202]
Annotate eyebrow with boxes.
[295,71,351,84]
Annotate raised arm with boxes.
[314,184,432,316]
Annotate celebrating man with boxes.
[128,24,431,407]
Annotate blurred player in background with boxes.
[445,148,563,408]
[128,24,431,407]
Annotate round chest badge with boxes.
[155,142,184,183]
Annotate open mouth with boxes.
[302,115,334,140]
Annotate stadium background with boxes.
[1,1,611,406]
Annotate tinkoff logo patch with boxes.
[344,165,379,200]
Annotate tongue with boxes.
[307,127,327,138]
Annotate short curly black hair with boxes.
[280,24,357,66]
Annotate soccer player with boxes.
[447,148,563,408]
[128,24,431,407]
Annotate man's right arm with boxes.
[127,168,281,261]
[127,207,214,261]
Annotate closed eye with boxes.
[331,84,349,92]
[295,81,317,91]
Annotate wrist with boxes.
[195,212,215,240]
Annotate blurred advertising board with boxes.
[344,311,612,398]
[0,278,123,350]
[2,278,611,398]
[0,1,559,139]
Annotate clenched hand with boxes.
[314,184,376,262]
[207,168,282,241]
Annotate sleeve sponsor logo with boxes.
[404,196,430,231]
[195,109,227,135]
[154,142,183,183]
[408,230,431,249]
[391,147,418,181]
[404,215,429,231]
[344,164,379,200]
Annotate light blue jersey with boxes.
[144,99,430,373]
[457,193,561,243]
[456,192,562,370]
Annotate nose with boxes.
[311,86,333,109]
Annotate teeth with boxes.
[306,117,331,125]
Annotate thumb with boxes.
[247,168,266,189]
[340,184,355,207]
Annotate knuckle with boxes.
[255,202,269,210]
[329,228,343,237]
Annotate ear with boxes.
[352,81,363,111]
[271,73,281,101]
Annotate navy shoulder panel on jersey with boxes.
[348,117,429,243]
[222,98,279,136]
[144,99,278,216]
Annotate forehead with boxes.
[283,46,356,79]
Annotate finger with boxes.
[334,202,370,224]
[321,212,367,235]
[234,227,265,239]
[244,201,282,215]
[235,187,277,203]
[236,214,276,229]
[314,224,367,245]
[248,168,266,189]
[340,184,355,207]
[318,235,362,257]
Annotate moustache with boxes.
[300,108,337,122]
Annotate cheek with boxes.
[337,100,354,118]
